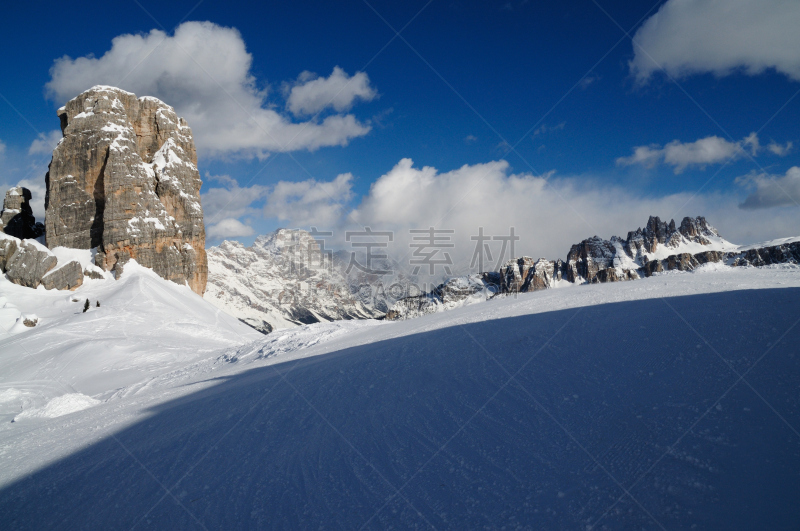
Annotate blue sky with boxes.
[2,0,800,263]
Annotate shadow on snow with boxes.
[1,289,800,529]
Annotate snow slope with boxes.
[0,261,260,425]
[1,266,799,529]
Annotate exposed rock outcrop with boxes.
[2,237,57,288]
[499,257,567,293]
[0,234,18,272]
[0,187,44,239]
[730,241,800,267]
[41,261,84,291]
[566,216,727,283]
[45,86,207,294]
[386,216,800,321]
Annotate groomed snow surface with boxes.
[1,264,800,529]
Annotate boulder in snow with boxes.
[41,261,84,291]
[4,239,57,288]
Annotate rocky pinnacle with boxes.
[44,86,207,294]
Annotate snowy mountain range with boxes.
[204,229,387,333]
[387,215,800,320]
[204,216,800,326]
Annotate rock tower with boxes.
[45,86,207,294]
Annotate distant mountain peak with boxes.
[386,215,798,321]
[204,228,381,333]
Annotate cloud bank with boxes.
[617,133,789,173]
[631,0,800,83]
[219,158,800,270]
[207,218,255,239]
[264,173,354,228]
[46,22,374,157]
[200,174,268,238]
[738,167,800,210]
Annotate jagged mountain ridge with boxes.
[564,215,736,283]
[204,229,385,333]
[387,216,800,320]
[204,217,799,329]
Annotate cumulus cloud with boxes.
[738,167,800,210]
[631,0,800,83]
[200,175,268,226]
[616,132,783,173]
[264,173,354,228]
[45,22,372,157]
[213,158,800,270]
[207,218,255,239]
[768,141,793,157]
[286,67,376,117]
[28,130,63,156]
[201,172,354,241]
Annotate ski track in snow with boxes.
[0,264,799,528]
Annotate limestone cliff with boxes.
[45,86,207,294]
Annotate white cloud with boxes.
[738,167,800,210]
[263,158,800,272]
[264,173,354,228]
[286,67,377,116]
[46,22,372,157]
[207,218,255,239]
[28,130,62,156]
[631,0,800,83]
[662,136,746,173]
[768,141,793,157]
[200,176,268,226]
[616,133,785,174]
[0,139,6,157]
[616,144,663,169]
[201,172,354,241]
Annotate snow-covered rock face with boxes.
[385,273,500,320]
[44,86,207,295]
[204,228,381,332]
[566,215,733,283]
[387,215,800,321]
